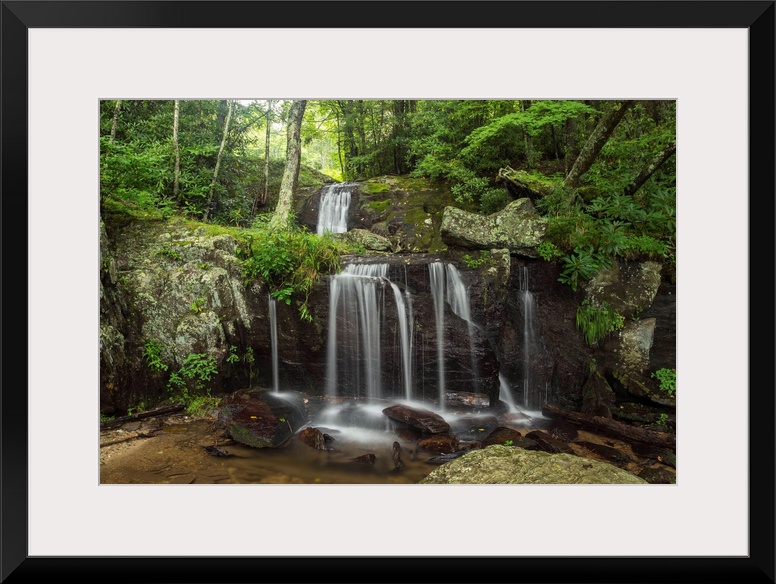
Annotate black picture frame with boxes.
[2,1,773,582]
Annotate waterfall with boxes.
[429,262,447,408]
[499,372,518,412]
[428,261,480,408]
[268,293,279,393]
[317,182,353,235]
[325,263,414,401]
[388,281,414,400]
[519,266,541,410]
[446,264,479,390]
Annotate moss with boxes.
[361,180,392,195]
[367,200,391,214]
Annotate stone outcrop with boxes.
[418,445,648,484]
[440,198,547,255]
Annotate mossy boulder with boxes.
[353,175,461,253]
[440,198,547,255]
[418,445,647,484]
[335,228,392,252]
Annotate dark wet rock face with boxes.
[417,433,460,454]
[638,466,676,484]
[525,430,573,454]
[482,427,523,447]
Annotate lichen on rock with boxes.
[419,445,647,484]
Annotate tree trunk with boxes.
[109,99,122,143]
[542,404,675,449]
[252,100,273,215]
[622,139,676,197]
[565,100,635,190]
[203,99,234,220]
[262,100,272,204]
[173,99,181,200]
[271,99,307,228]
[100,404,184,429]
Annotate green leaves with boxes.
[558,247,602,291]
[651,368,676,396]
[575,299,625,346]
[143,339,168,372]
[237,219,348,322]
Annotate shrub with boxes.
[575,299,625,346]
[651,367,676,396]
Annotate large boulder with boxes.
[217,389,309,448]
[383,404,450,434]
[418,445,648,484]
[440,198,547,255]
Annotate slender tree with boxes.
[203,99,234,220]
[252,100,273,215]
[271,99,307,228]
[109,100,122,143]
[173,100,181,200]
[565,100,635,190]
[622,139,676,197]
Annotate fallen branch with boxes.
[99,431,157,448]
[100,404,184,429]
[542,404,675,449]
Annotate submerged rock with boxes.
[419,445,648,484]
[297,426,328,450]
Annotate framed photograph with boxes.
[4,1,773,582]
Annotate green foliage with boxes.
[143,339,168,372]
[461,251,490,269]
[558,247,604,291]
[237,216,349,321]
[537,241,563,262]
[127,401,146,416]
[154,246,183,261]
[184,395,221,417]
[575,299,625,346]
[651,367,676,396]
[190,297,207,314]
[243,346,256,386]
[655,413,669,426]
[226,345,240,364]
[166,352,219,412]
[180,352,218,385]
[479,187,511,214]
[504,439,514,446]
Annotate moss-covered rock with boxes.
[353,175,461,253]
[440,198,548,255]
[335,228,392,252]
[418,445,647,484]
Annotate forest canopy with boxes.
[100,98,676,291]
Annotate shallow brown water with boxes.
[100,417,439,485]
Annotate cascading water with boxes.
[446,263,480,390]
[428,261,480,407]
[317,182,354,235]
[518,265,542,410]
[325,263,415,402]
[428,262,447,408]
[268,293,280,393]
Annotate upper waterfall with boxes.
[317,182,355,235]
